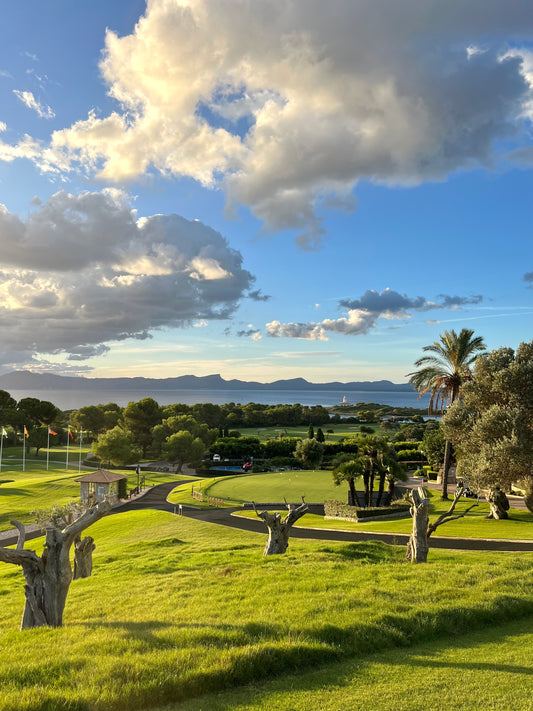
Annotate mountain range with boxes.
[0,371,415,393]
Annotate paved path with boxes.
[2,479,533,552]
[113,482,533,553]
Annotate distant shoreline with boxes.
[1,386,430,411]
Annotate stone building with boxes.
[75,469,127,505]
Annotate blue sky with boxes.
[0,0,532,384]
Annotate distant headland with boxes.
[0,370,415,393]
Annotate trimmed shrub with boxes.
[324,499,411,521]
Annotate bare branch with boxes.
[428,489,478,537]
[10,519,26,550]
[0,545,42,570]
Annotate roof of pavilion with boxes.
[75,469,127,483]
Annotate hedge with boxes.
[324,499,411,522]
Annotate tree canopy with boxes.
[408,328,486,498]
[442,341,533,512]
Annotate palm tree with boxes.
[408,329,486,499]
[358,435,390,507]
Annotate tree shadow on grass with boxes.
[171,616,533,711]
[0,485,32,496]
[76,618,283,650]
[318,541,403,563]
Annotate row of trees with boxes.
[71,401,331,440]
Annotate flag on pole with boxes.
[22,426,27,471]
[1,427,6,437]
[66,427,73,469]
[49,428,57,436]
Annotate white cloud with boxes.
[267,288,485,340]
[267,321,328,341]
[1,1,533,246]
[13,90,55,119]
[0,190,255,367]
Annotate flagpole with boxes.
[66,426,70,470]
[47,428,50,471]
[78,429,83,473]
[0,428,4,472]
[22,426,26,472]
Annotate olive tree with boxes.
[0,502,110,629]
[406,486,478,563]
[253,498,308,555]
[442,342,533,513]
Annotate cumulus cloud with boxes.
[267,288,485,340]
[524,271,533,284]
[1,0,532,246]
[13,90,55,119]
[267,321,328,341]
[0,190,255,368]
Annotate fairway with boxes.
[204,470,344,503]
[238,423,388,441]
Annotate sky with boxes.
[0,0,532,385]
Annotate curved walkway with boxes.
[3,480,532,552]
[112,481,533,553]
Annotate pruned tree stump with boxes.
[487,487,510,519]
[253,498,308,556]
[0,503,110,629]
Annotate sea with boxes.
[5,387,431,411]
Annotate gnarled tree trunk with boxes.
[254,499,308,555]
[0,503,109,629]
[487,487,510,519]
[441,439,453,500]
[406,486,477,563]
[405,487,430,563]
[73,535,96,579]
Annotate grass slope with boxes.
[0,460,191,531]
[163,615,533,710]
[0,510,532,710]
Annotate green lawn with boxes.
[238,423,390,441]
[0,458,190,531]
[200,469,347,504]
[163,615,533,710]
[0,509,532,710]
[233,487,533,540]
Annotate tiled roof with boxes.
[75,469,127,483]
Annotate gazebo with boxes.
[75,469,127,505]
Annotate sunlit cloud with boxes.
[13,90,55,119]
[0,190,255,369]
[1,0,531,247]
